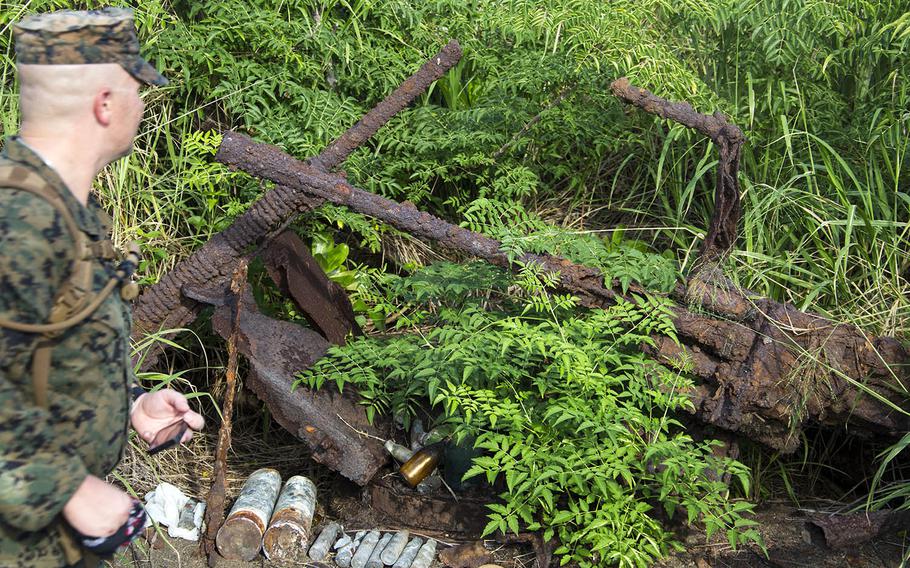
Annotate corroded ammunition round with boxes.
[263,475,317,559]
[385,440,415,462]
[308,521,343,561]
[366,532,393,568]
[409,538,437,568]
[335,530,366,567]
[351,530,381,568]
[391,537,424,568]
[215,468,282,561]
[380,530,410,565]
[398,442,444,487]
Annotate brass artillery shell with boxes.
[398,441,444,488]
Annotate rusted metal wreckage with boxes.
[132,39,909,514]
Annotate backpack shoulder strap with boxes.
[0,164,107,408]
[0,164,95,324]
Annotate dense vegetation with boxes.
[298,262,759,566]
[2,0,909,566]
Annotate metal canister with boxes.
[398,441,445,488]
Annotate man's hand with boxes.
[62,475,132,537]
[131,389,205,445]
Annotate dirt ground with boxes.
[654,504,908,568]
[110,413,907,568]
[108,500,908,568]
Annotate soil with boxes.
[655,504,908,568]
[111,402,907,568]
[109,498,907,568]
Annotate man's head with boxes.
[13,8,167,163]
[18,64,145,161]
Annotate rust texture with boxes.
[262,510,310,560]
[215,132,910,452]
[437,541,494,568]
[369,477,492,536]
[214,512,264,561]
[131,40,463,360]
[202,260,247,566]
[261,231,361,344]
[308,40,462,172]
[806,510,910,549]
[207,289,390,484]
[660,276,910,452]
[611,78,745,268]
[216,131,617,305]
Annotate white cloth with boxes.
[144,482,206,541]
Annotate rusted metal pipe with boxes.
[611,78,745,267]
[216,131,910,452]
[309,41,462,172]
[132,41,463,361]
[215,468,282,561]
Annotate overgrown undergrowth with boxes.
[298,262,762,567]
[2,0,909,565]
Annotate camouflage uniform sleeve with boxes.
[0,192,89,532]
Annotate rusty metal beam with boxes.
[261,231,361,344]
[309,40,462,172]
[207,290,390,485]
[215,131,910,452]
[216,131,617,307]
[132,41,463,353]
[611,78,745,268]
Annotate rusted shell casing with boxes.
[215,468,282,560]
[308,521,343,561]
[366,532,393,568]
[336,530,366,567]
[351,530,381,568]
[410,539,437,568]
[385,440,415,462]
[398,443,443,487]
[263,475,318,560]
[380,530,410,565]
[391,537,423,568]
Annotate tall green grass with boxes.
[621,2,910,338]
[623,2,910,516]
[3,0,908,532]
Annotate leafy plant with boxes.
[310,230,358,290]
[297,262,761,566]
[5,0,907,555]
[461,197,680,293]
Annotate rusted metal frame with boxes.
[610,77,745,268]
[131,40,464,349]
[261,231,361,344]
[205,289,390,485]
[216,131,619,310]
[215,131,910,452]
[308,40,463,172]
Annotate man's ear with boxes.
[92,88,114,126]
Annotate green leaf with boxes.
[507,514,520,535]
[551,510,574,525]
[481,517,502,538]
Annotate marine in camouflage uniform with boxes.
[0,8,167,567]
[0,137,134,566]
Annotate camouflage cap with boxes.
[13,7,168,86]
